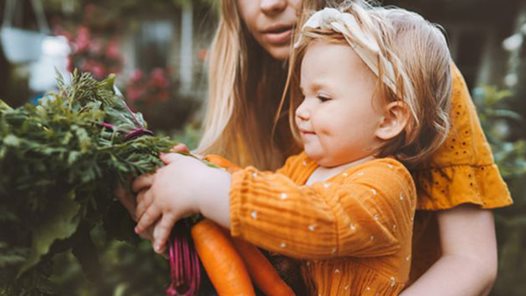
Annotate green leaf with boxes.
[17,194,81,277]
[3,134,20,147]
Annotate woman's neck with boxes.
[306,156,376,185]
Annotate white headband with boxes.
[297,8,401,98]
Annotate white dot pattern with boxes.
[390,276,396,287]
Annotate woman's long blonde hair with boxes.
[196,0,299,169]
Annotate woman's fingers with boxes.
[135,203,161,234]
[152,214,177,254]
[138,226,154,241]
[114,184,137,221]
[135,190,153,221]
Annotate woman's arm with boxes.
[400,205,497,296]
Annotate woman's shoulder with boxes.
[414,64,513,210]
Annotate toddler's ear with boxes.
[375,101,410,141]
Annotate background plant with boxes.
[471,86,526,296]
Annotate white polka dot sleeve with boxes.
[229,158,417,260]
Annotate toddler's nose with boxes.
[295,105,310,121]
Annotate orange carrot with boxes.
[204,154,241,172]
[231,237,296,296]
[191,219,255,296]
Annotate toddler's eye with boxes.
[317,95,331,102]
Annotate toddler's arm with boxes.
[229,159,415,259]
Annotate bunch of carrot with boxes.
[167,218,295,296]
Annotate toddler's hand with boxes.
[134,153,204,253]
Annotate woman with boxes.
[120,0,512,294]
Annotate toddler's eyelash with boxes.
[317,95,331,102]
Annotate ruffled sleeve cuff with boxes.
[415,163,513,210]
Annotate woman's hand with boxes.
[114,183,154,241]
[134,152,232,254]
[114,183,137,221]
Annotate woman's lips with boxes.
[261,27,293,45]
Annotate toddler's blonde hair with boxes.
[284,0,452,167]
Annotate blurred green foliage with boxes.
[473,86,526,296]
[471,86,526,296]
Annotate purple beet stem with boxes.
[166,221,200,296]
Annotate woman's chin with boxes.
[266,45,291,61]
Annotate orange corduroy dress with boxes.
[220,153,417,295]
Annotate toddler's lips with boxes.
[300,130,316,136]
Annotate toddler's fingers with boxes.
[153,214,177,254]
[170,143,189,153]
[160,152,182,165]
[132,174,154,193]
[135,205,161,234]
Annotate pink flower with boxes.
[126,86,145,102]
[106,39,121,59]
[75,27,91,53]
[89,40,103,56]
[149,68,170,89]
[91,62,106,79]
[130,70,144,83]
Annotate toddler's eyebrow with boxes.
[300,81,325,94]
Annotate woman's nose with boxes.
[260,0,287,15]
